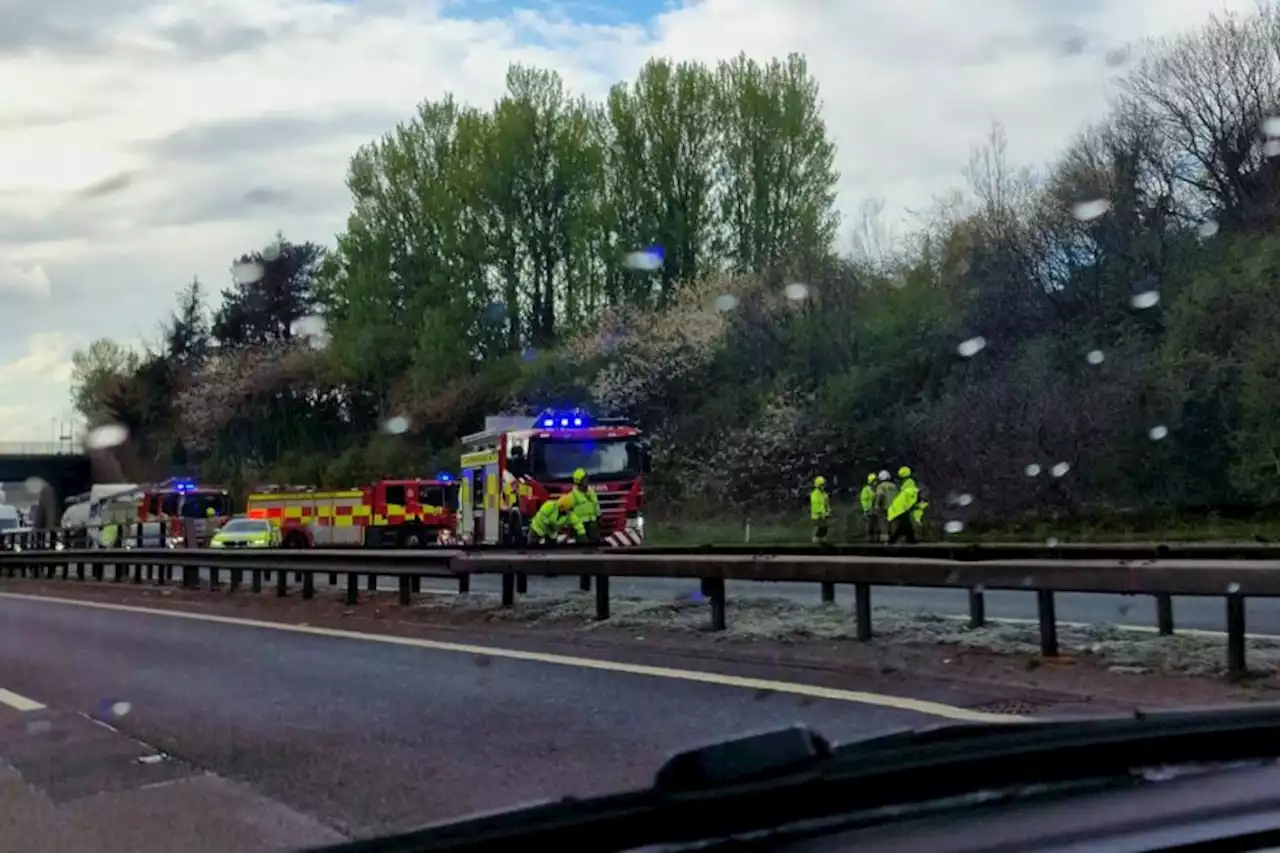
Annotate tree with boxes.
[69,338,141,419]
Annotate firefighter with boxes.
[810,476,831,544]
[887,466,919,544]
[873,470,896,544]
[569,468,601,543]
[529,495,579,545]
[100,519,119,549]
[859,473,876,542]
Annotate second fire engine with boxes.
[246,478,459,548]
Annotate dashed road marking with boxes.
[0,592,1020,724]
[0,688,44,712]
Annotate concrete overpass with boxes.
[0,443,92,526]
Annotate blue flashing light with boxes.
[536,409,591,429]
[437,472,453,482]
[172,479,195,493]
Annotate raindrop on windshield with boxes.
[1148,425,1169,441]
[1228,582,1241,595]
[85,424,128,450]
[110,701,132,717]
[1130,290,1160,309]
[783,282,810,301]
[1024,463,1042,477]
[1086,349,1105,365]
[623,247,663,271]
[231,261,264,285]
[714,294,740,312]
[1196,220,1220,239]
[1051,461,1071,478]
[1263,116,1280,137]
[957,337,987,358]
[291,315,328,347]
[261,240,282,263]
[1071,199,1111,221]
[1046,537,1059,548]
[482,301,506,323]
[23,477,47,493]
[382,416,410,435]
[944,520,964,534]
[954,493,974,507]
[1265,139,1280,159]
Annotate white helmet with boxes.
[878,470,891,481]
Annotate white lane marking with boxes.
[0,688,44,712]
[0,592,1019,724]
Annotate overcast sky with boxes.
[0,0,1252,443]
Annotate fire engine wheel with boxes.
[399,528,428,548]
[500,511,525,547]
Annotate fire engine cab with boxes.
[246,478,459,548]
[97,479,232,546]
[459,410,651,546]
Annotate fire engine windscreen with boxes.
[530,438,643,481]
[177,491,231,518]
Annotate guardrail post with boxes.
[968,588,985,628]
[516,572,528,594]
[501,573,515,607]
[345,572,358,606]
[1155,593,1174,635]
[820,581,835,603]
[366,573,376,592]
[854,583,872,641]
[131,562,142,584]
[230,568,242,591]
[209,566,220,589]
[251,569,262,593]
[302,572,314,599]
[155,561,164,586]
[398,575,412,606]
[182,566,197,588]
[595,575,610,620]
[76,563,85,581]
[1036,590,1058,657]
[276,569,287,597]
[411,576,421,593]
[294,572,303,583]
[1226,593,1247,679]
[579,575,591,592]
[328,572,337,586]
[92,563,103,581]
[706,578,726,631]
[457,574,470,594]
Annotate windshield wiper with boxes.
[302,705,1280,853]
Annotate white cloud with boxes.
[0,0,1256,440]
[0,262,50,299]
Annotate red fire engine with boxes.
[458,410,651,546]
[246,478,459,548]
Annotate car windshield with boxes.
[220,519,267,533]
[530,437,641,481]
[9,3,1277,849]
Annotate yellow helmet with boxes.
[814,476,826,488]
[898,466,912,478]
[866,473,877,484]
[572,468,587,484]
[557,494,575,513]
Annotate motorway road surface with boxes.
[0,594,976,846]
[281,570,1270,636]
